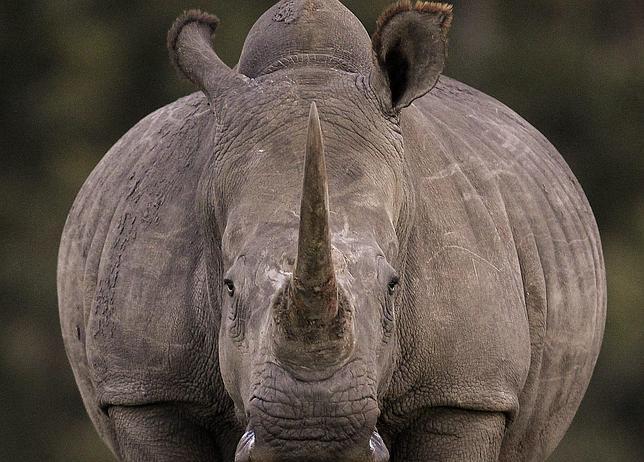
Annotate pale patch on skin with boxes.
[265,266,291,289]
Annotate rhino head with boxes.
[168,1,452,460]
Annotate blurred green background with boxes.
[1,0,642,460]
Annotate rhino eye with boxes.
[224,279,235,297]
[387,275,400,295]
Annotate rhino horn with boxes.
[290,102,338,324]
[167,10,248,104]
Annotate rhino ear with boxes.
[167,10,249,104]
[371,1,453,112]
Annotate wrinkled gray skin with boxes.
[58,1,606,461]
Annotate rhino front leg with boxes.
[108,403,224,462]
[391,408,506,462]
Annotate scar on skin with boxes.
[426,245,501,273]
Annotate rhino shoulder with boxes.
[58,92,227,411]
[409,75,605,321]
[402,76,606,459]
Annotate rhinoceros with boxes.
[57,1,606,461]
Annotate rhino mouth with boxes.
[234,426,389,462]
[248,392,380,442]
[236,361,386,461]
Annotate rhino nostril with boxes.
[234,430,256,462]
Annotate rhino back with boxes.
[58,93,232,435]
[391,76,606,459]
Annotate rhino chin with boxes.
[234,429,389,462]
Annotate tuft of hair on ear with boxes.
[167,9,220,75]
[415,2,453,31]
[373,1,453,52]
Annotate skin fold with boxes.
[58,1,606,461]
